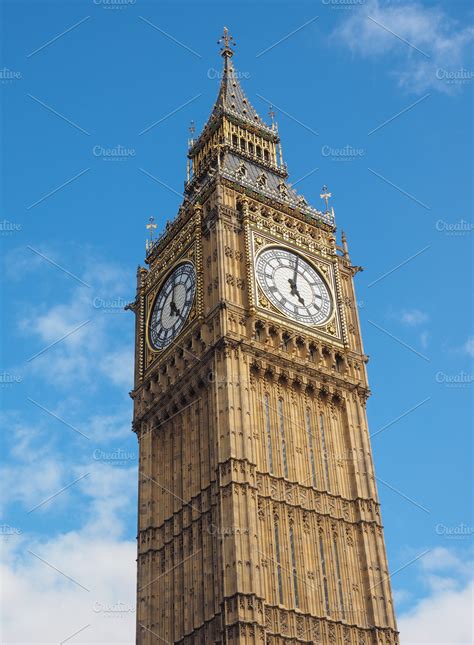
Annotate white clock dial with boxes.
[149,262,196,350]
[256,247,333,325]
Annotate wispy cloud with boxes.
[462,336,474,358]
[390,308,430,350]
[16,252,134,390]
[399,309,429,327]
[334,0,474,94]
[0,459,64,515]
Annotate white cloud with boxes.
[398,547,473,643]
[463,337,474,357]
[399,309,429,327]
[399,579,473,644]
[1,249,139,643]
[419,546,466,573]
[99,346,134,390]
[0,463,137,644]
[334,0,474,94]
[0,459,64,516]
[419,330,429,349]
[85,410,131,443]
[20,253,134,390]
[1,534,136,644]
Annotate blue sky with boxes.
[1,0,473,642]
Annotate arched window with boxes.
[240,137,246,151]
[264,394,274,473]
[248,142,254,155]
[264,149,270,162]
[289,525,299,607]
[319,533,330,615]
[320,413,330,490]
[256,145,262,158]
[232,134,238,147]
[305,408,317,487]
[274,521,283,604]
[278,398,288,477]
[333,535,344,620]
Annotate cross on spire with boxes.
[218,26,235,58]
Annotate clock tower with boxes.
[130,29,398,645]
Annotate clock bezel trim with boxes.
[146,260,197,353]
[254,244,336,328]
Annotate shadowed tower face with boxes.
[130,28,398,645]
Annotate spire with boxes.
[212,27,270,131]
[184,30,335,229]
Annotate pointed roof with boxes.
[213,25,271,132]
[184,29,335,229]
[219,152,335,226]
[189,29,276,156]
[211,55,269,131]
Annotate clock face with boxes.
[149,262,196,350]
[255,247,333,326]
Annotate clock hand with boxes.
[293,289,305,306]
[289,257,300,295]
[169,284,182,317]
[287,278,305,306]
[292,257,299,288]
[169,297,180,317]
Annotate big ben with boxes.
[129,28,398,645]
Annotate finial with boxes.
[341,230,349,259]
[188,120,196,148]
[218,26,235,58]
[320,185,332,213]
[146,216,157,251]
[268,105,276,131]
